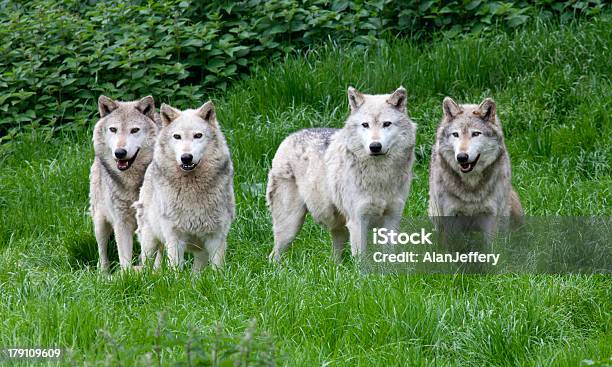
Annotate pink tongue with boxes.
[117,160,129,169]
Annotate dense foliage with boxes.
[0,0,607,138]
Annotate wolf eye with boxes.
[173,134,181,140]
[361,122,369,128]
[472,131,481,137]
[194,133,203,139]
[130,127,140,134]
[452,132,459,138]
[109,127,117,133]
[383,121,392,128]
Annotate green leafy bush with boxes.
[0,0,607,138]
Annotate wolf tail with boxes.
[265,154,296,209]
[509,189,524,227]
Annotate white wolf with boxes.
[428,97,523,235]
[89,95,159,270]
[135,101,235,271]
[267,86,417,261]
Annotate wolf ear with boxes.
[386,86,407,113]
[347,86,365,113]
[476,98,496,123]
[196,101,217,127]
[98,95,118,118]
[160,103,181,127]
[135,95,156,121]
[442,97,462,120]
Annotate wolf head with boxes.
[93,95,158,171]
[158,101,220,172]
[343,86,416,158]
[436,97,505,174]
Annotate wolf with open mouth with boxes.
[89,95,159,270]
[428,97,523,236]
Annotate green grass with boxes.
[1,17,611,366]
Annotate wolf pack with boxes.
[90,86,523,271]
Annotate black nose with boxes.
[456,153,469,163]
[114,148,127,159]
[181,153,193,164]
[369,142,382,153]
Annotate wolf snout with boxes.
[181,153,194,164]
[114,148,127,159]
[179,153,197,171]
[369,142,382,154]
[456,153,469,163]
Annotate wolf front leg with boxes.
[165,237,186,270]
[191,249,209,273]
[480,216,499,245]
[382,201,404,232]
[138,224,160,268]
[330,226,349,263]
[93,215,112,271]
[205,232,227,270]
[382,216,402,232]
[347,216,370,257]
[113,221,135,269]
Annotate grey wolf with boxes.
[267,86,417,261]
[135,101,235,271]
[428,97,523,236]
[89,95,159,270]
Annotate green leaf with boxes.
[506,14,529,28]
[419,1,435,13]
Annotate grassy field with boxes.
[0,17,611,366]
